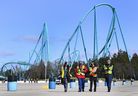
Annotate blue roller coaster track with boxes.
[58,4,128,67]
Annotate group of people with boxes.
[60,59,114,92]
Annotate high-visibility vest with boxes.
[76,68,85,75]
[81,65,88,73]
[76,68,80,75]
[61,67,64,78]
[104,65,113,75]
[89,67,97,77]
[61,67,67,78]
[76,66,85,76]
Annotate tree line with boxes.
[3,50,138,80]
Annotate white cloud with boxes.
[21,35,38,43]
[0,51,15,57]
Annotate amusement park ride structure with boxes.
[1,23,49,81]
[58,4,128,67]
[0,4,130,79]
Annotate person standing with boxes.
[89,62,98,92]
[61,62,71,92]
[103,59,114,92]
[75,62,88,92]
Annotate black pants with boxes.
[64,78,68,91]
[89,77,97,92]
[61,78,68,92]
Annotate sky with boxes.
[0,0,138,66]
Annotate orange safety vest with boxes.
[75,65,86,78]
[89,67,97,77]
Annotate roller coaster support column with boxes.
[41,23,49,82]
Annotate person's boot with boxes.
[89,89,92,92]
[82,89,84,92]
[108,87,111,92]
[94,88,96,92]
[64,89,67,92]
[78,88,81,92]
